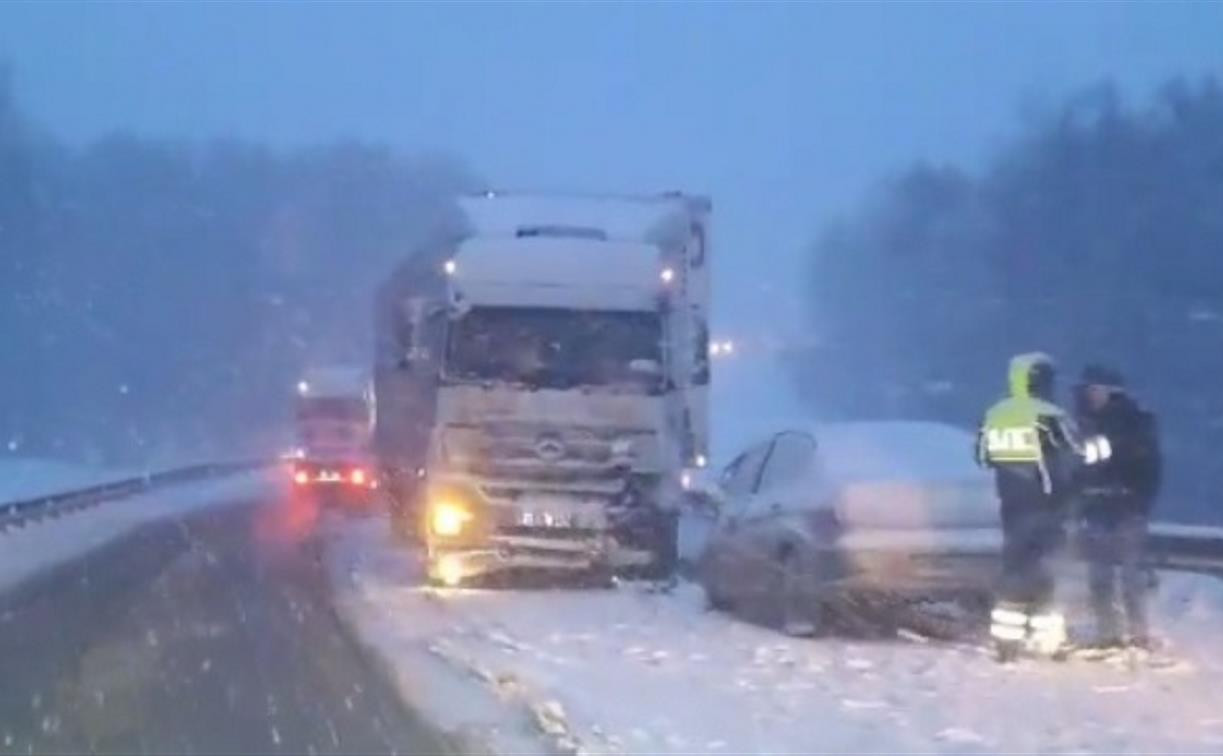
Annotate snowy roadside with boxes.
[328,513,1223,755]
[0,457,140,503]
[0,471,275,595]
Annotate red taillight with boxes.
[350,468,367,486]
[293,469,309,486]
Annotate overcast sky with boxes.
[3,1,1222,337]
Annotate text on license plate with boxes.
[518,510,578,528]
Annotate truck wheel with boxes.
[584,565,616,590]
[642,511,679,581]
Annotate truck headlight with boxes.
[431,501,472,536]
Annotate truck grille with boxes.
[442,423,655,476]
[497,524,600,539]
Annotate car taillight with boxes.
[293,469,309,485]
[350,468,367,486]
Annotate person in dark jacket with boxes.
[1074,364,1162,648]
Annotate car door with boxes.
[754,431,822,535]
[738,431,822,607]
[700,439,773,606]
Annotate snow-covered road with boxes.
[0,484,449,754]
[328,514,1223,754]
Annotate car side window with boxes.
[719,454,744,490]
[758,431,817,492]
[720,441,771,499]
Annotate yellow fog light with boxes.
[430,501,472,537]
[437,554,465,587]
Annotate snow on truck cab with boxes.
[377,192,711,585]
[291,366,377,497]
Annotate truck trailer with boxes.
[290,365,378,507]
[374,192,711,585]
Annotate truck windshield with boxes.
[445,306,663,392]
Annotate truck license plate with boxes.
[519,510,574,528]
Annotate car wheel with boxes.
[696,550,735,612]
[778,546,820,637]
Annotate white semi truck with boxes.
[374,192,711,585]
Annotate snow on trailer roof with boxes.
[458,192,704,246]
[451,236,662,311]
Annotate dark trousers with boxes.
[998,506,1065,609]
[993,468,1067,610]
[1082,505,1149,641]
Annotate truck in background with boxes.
[290,365,378,507]
[374,192,711,585]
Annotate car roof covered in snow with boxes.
[815,421,983,484]
[451,235,661,311]
[721,421,997,530]
[719,418,985,485]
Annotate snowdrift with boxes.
[329,515,1223,755]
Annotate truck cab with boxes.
[412,193,711,585]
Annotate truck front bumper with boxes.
[427,532,653,586]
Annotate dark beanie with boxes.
[1080,363,1125,389]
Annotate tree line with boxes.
[0,67,478,466]
[804,77,1223,522]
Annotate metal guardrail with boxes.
[4,467,1220,580]
[0,461,268,533]
[1147,522,1223,576]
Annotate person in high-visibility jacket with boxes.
[976,353,1084,658]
